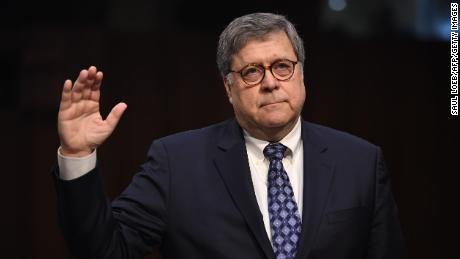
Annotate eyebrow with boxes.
[241,58,297,69]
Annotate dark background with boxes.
[1,0,457,258]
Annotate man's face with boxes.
[224,31,306,139]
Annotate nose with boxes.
[260,69,279,91]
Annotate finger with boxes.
[72,69,88,92]
[88,65,97,75]
[59,79,73,111]
[92,71,103,90]
[71,69,88,102]
[83,66,97,100]
[90,71,103,102]
[105,102,128,129]
[86,66,97,86]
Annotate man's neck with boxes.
[240,117,300,142]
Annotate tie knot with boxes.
[263,143,287,162]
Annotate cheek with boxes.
[290,83,306,106]
[298,86,306,102]
[233,90,258,111]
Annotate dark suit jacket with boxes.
[54,118,406,259]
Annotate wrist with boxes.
[59,146,94,157]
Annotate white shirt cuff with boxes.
[57,147,97,180]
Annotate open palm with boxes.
[58,66,127,157]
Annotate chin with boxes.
[259,115,293,128]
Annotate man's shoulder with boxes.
[302,120,379,152]
[154,119,234,147]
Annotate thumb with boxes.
[105,102,128,129]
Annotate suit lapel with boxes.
[296,121,335,258]
[214,120,276,259]
[212,119,335,259]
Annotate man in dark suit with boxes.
[55,13,406,258]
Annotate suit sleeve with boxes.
[366,147,407,259]
[53,140,170,259]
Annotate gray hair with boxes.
[217,13,305,78]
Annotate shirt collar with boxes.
[243,117,302,160]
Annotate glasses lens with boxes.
[272,60,294,79]
[241,65,263,84]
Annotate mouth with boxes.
[260,101,285,107]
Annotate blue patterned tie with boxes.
[264,143,302,259]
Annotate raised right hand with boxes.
[58,66,127,157]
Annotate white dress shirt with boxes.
[57,147,97,181]
[243,117,303,242]
[57,117,304,241]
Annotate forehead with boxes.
[232,31,296,67]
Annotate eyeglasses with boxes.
[229,59,298,86]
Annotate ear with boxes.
[223,76,233,104]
